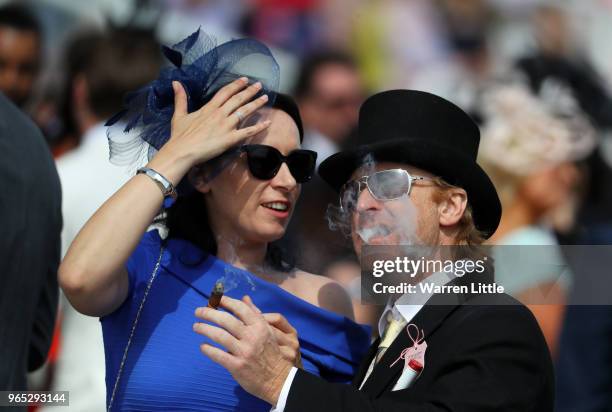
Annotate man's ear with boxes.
[438,189,468,227]
[188,166,211,194]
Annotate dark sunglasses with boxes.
[240,144,317,183]
[340,169,433,212]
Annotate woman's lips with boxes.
[261,201,291,219]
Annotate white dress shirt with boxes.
[272,270,454,411]
[56,123,133,257]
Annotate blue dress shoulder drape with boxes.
[101,230,371,411]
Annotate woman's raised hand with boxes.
[161,77,271,168]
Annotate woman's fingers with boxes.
[207,77,249,108]
[222,81,263,116]
[228,94,269,127]
[231,119,271,144]
[165,76,273,166]
[172,81,188,118]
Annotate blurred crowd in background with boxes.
[1,0,611,410]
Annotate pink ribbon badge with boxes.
[390,323,428,369]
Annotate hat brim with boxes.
[318,138,501,238]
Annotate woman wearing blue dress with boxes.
[59,30,370,411]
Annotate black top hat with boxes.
[318,89,501,238]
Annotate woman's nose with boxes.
[270,162,297,191]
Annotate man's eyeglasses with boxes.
[339,169,433,212]
[241,144,317,184]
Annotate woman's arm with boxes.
[60,78,271,317]
[518,282,566,357]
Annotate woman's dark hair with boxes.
[165,94,302,272]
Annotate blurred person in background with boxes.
[280,51,365,293]
[478,83,596,356]
[58,26,162,264]
[407,0,505,112]
[348,0,449,91]
[530,5,574,59]
[157,0,246,44]
[0,3,42,110]
[241,0,324,57]
[46,27,163,412]
[293,51,363,163]
[46,30,104,158]
[513,6,612,409]
[0,92,61,401]
[516,4,612,235]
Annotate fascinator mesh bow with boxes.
[105,28,280,176]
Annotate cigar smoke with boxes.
[216,237,256,294]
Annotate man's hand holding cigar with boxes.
[194,295,301,404]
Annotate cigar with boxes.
[207,281,224,309]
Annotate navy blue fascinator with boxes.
[105,28,281,169]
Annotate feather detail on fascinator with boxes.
[105,28,280,173]
[479,82,596,176]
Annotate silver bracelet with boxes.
[136,167,177,200]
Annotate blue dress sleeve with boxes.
[124,229,164,299]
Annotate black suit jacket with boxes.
[285,272,555,411]
[0,93,61,392]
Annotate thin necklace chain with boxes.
[107,246,165,411]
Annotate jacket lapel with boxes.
[351,337,380,387]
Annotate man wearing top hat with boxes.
[193,90,555,411]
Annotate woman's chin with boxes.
[251,224,286,243]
